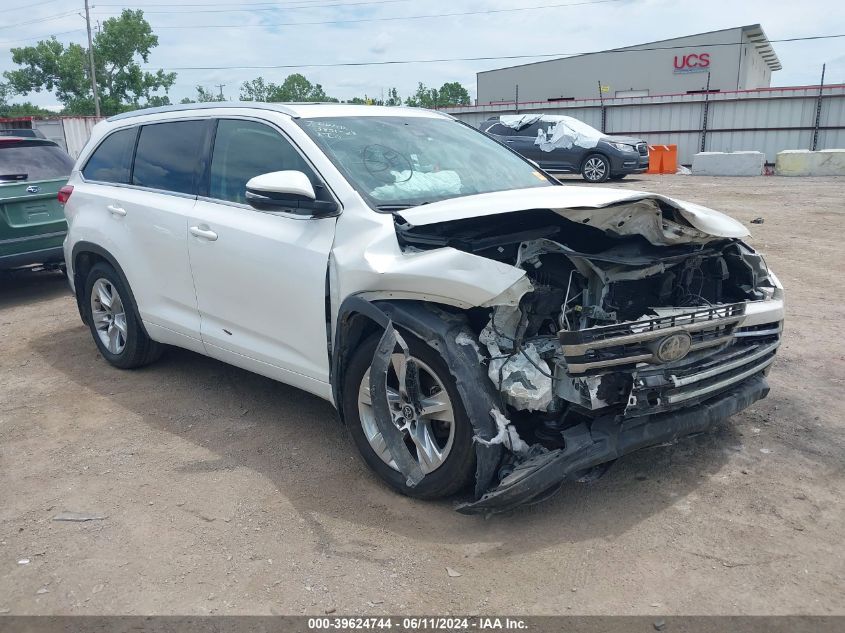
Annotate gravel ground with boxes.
[1,175,843,615]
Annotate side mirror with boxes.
[245,170,337,216]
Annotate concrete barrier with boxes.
[691,151,765,176]
[775,149,845,176]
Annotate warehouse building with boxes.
[477,24,782,104]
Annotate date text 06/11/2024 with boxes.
[307,617,529,630]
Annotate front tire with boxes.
[84,262,163,369]
[343,332,476,499]
[581,154,611,182]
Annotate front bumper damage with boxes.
[349,190,783,514]
[456,375,769,514]
[363,303,776,515]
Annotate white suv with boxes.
[62,103,784,513]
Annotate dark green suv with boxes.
[0,137,74,269]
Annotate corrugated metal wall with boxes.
[443,85,845,164]
[60,117,102,158]
[24,117,104,158]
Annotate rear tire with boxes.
[84,262,163,369]
[343,332,476,499]
[581,154,611,183]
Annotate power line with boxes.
[96,0,414,10]
[153,34,845,71]
[1,10,79,30]
[0,28,85,46]
[7,0,65,10]
[96,0,387,5]
[120,0,629,29]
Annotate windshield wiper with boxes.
[375,201,434,212]
[0,173,28,181]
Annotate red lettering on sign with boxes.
[674,52,711,70]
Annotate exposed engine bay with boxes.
[387,195,783,513]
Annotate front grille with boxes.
[626,335,780,414]
[555,300,782,413]
[559,303,746,374]
[637,143,648,156]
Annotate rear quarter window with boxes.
[132,121,206,195]
[82,127,137,183]
[0,142,74,181]
[483,123,512,136]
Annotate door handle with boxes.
[505,139,516,143]
[107,204,127,216]
[189,226,218,241]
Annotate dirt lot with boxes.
[1,175,843,615]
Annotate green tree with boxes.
[0,83,11,112]
[239,74,335,102]
[0,82,55,117]
[4,9,175,116]
[239,77,272,102]
[384,87,402,106]
[404,82,435,108]
[342,88,401,106]
[405,82,471,108]
[436,81,470,106]
[180,85,224,104]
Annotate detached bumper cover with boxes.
[456,374,769,514]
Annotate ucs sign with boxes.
[674,52,711,74]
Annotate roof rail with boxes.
[107,101,301,122]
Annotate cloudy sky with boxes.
[2,0,844,108]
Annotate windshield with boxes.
[0,141,73,182]
[554,116,603,138]
[298,116,554,210]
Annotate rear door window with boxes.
[0,141,74,181]
[132,121,206,195]
[82,128,137,183]
[208,119,313,204]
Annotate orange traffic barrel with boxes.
[647,145,678,174]
[661,145,678,174]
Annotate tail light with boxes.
[57,185,73,205]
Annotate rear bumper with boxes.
[0,245,65,270]
[457,374,769,514]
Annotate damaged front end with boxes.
[389,192,783,514]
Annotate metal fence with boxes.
[441,84,845,165]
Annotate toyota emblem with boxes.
[655,332,692,363]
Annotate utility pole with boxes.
[811,64,826,151]
[83,0,100,117]
[700,72,711,153]
[597,80,606,133]
[216,84,226,101]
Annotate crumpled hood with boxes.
[396,185,749,245]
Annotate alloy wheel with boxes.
[90,278,128,355]
[584,157,608,181]
[358,354,456,474]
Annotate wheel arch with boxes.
[71,242,150,338]
[331,295,504,499]
[580,150,611,171]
